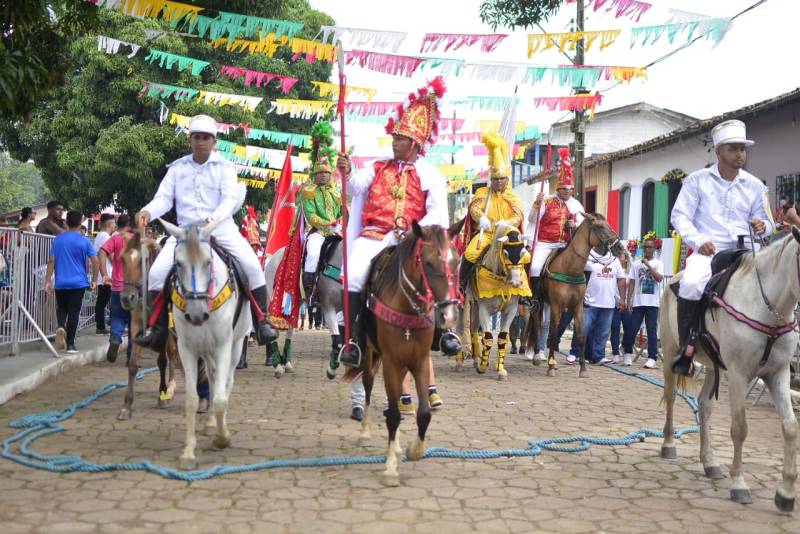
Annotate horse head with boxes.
[409,220,461,330]
[581,213,625,259]
[491,222,531,289]
[161,219,214,327]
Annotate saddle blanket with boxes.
[476,266,532,300]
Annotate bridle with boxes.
[569,221,620,261]
[398,233,461,321]
[173,228,216,310]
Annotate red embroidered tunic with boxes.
[361,161,426,240]
[538,198,573,243]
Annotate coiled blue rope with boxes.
[1,364,699,481]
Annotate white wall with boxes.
[611,136,715,191]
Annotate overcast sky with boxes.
[308,0,798,167]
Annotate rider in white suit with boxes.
[669,120,771,375]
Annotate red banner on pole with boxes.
[264,145,296,259]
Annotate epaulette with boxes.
[301,185,317,201]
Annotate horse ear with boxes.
[792,225,800,244]
[412,220,423,238]
[159,218,185,240]
[448,216,466,239]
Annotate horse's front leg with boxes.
[698,369,724,479]
[496,300,517,380]
[166,335,179,398]
[156,348,171,408]
[573,304,588,378]
[660,300,680,459]
[407,354,432,461]
[766,366,798,512]
[728,373,752,504]
[178,351,199,470]
[211,342,235,450]
[118,336,140,420]
[324,305,340,379]
[282,328,294,371]
[382,357,403,486]
[547,305,562,377]
[358,347,375,445]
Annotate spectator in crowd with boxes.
[16,207,35,233]
[80,226,88,237]
[781,201,800,229]
[99,214,134,363]
[623,238,664,369]
[44,210,98,353]
[608,253,631,365]
[93,214,116,335]
[570,247,626,365]
[36,201,66,236]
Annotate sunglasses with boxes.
[643,245,655,249]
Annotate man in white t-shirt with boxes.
[574,248,627,365]
[93,213,116,335]
[622,238,664,368]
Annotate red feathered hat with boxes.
[556,147,574,189]
[385,76,446,156]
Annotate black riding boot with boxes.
[530,276,543,311]
[672,297,699,376]
[134,290,169,351]
[340,291,363,367]
[458,259,474,295]
[440,330,463,355]
[302,272,316,300]
[251,285,279,346]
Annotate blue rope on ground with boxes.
[1,363,700,481]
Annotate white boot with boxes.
[623,353,633,366]
[536,351,547,361]
[612,354,620,364]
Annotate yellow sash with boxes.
[171,280,235,313]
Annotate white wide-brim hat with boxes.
[712,119,754,148]
[188,114,218,136]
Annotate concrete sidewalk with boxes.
[0,332,125,405]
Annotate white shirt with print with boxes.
[628,258,663,308]
[584,251,625,309]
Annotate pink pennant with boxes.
[565,0,652,23]
[420,33,508,53]
[533,94,603,113]
[439,118,465,131]
[219,65,299,94]
[345,50,424,78]
[438,131,483,143]
[218,122,251,135]
[351,156,382,168]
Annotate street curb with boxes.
[0,341,128,406]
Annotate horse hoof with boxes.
[157,399,171,409]
[455,362,463,372]
[382,472,400,487]
[117,408,131,420]
[546,368,556,377]
[774,492,795,513]
[325,367,336,380]
[497,370,508,381]
[273,365,284,379]
[704,466,726,480]
[406,445,425,461]
[532,356,541,367]
[660,446,677,459]
[730,489,753,504]
[178,457,198,471]
[284,361,294,372]
[212,435,232,450]
[579,369,589,378]
[476,366,487,374]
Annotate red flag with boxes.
[264,146,295,257]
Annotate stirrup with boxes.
[338,341,362,368]
[438,331,463,355]
[671,344,695,376]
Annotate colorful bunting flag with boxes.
[420,33,508,53]
[139,81,199,102]
[630,18,732,48]
[219,65,299,93]
[344,101,401,116]
[198,90,263,111]
[533,94,604,116]
[269,99,334,120]
[345,50,424,78]
[527,30,621,57]
[216,11,303,40]
[565,0,652,23]
[97,35,140,58]
[310,81,376,102]
[317,26,407,53]
[144,49,210,76]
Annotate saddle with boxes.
[208,237,247,292]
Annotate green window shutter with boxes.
[654,181,669,237]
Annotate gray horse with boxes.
[317,238,344,380]
[264,248,294,378]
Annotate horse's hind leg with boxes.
[728,373,753,504]
[156,349,170,408]
[166,336,178,397]
[765,367,797,512]
[573,305,588,378]
[382,358,403,486]
[359,348,375,444]
[407,355,432,462]
[324,305,341,379]
[698,370,724,479]
[660,355,679,460]
[282,328,293,371]
[547,306,562,377]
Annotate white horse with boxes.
[161,220,252,470]
[264,247,294,379]
[660,228,800,512]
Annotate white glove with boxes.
[479,216,491,231]
[382,231,401,247]
[329,223,342,235]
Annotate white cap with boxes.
[188,114,218,136]
[711,120,754,148]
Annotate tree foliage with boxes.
[0,0,334,216]
[479,0,564,30]
[0,154,50,214]
[0,1,98,121]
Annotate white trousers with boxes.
[149,222,266,291]
[346,236,389,293]
[530,241,565,277]
[304,232,325,273]
[678,253,712,301]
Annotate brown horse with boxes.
[525,213,627,378]
[345,220,462,485]
[117,231,181,420]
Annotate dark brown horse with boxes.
[345,220,462,485]
[525,213,627,378]
[117,231,181,420]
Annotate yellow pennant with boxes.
[527,30,621,57]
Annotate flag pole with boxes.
[530,143,552,251]
[336,45,352,350]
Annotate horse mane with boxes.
[184,225,205,264]
[377,225,448,296]
[738,233,795,276]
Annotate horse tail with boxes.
[523,303,542,359]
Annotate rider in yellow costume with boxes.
[459,131,524,290]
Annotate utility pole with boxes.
[571,0,586,204]
[451,110,457,165]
